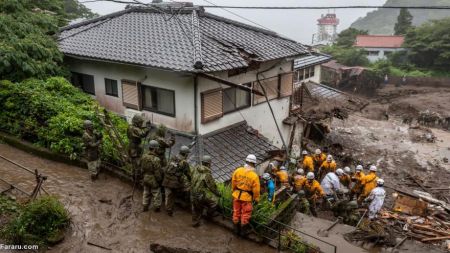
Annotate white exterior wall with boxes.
[66,57,195,132]
[196,60,293,148]
[293,64,322,87]
[363,47,405,63]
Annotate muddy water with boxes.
[0,144,275,253]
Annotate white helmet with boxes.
[356,165,363,171]
[297,168,304,175]
[315,149,321,155]
[306,172,315,180]
[302,150,308,155]
[262,173,271,181]
[326,155,333,162]
[336,168,344,176]
[280,166,287,171]
[377,178,384,186]
[344,166,351,174]
[246,154,257,164]
[369,165,377,172]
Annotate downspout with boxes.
[194,74,198,135]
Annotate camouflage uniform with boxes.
[296,191,311,215]
[162,157,187,216]
[154,125,175,168]
[190,161,220,227]
[127,115,149,177]
[82,121,103,179]
[141,149,163,211]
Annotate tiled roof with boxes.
[321,60,346,70]
[294,53,331,70]
[188,122,276,182]
[58,5,308,73]
[354,35,405,48]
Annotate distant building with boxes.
[354,35,405,62]
[313,13,339,45]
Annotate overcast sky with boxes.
[83,0,387,44]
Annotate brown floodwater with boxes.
[0,143,275,253]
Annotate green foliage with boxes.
[323,46,369,67]
[1,196,70,246]
[281,230,309,253]
[217,183,233,217]
[394,8,413,35]
[64,0,98,19]
[0,195,19,215]
[335,28,368,47]
[404,17,450,70]
[0,77,128,162]
[371,60,392,76]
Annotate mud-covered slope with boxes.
[351,0,450,34]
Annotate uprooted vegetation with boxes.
[0,195,70,248]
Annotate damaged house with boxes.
[58,3,314,181]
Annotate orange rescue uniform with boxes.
[276,170,290,187]
[301,179,325,201]
[313,153,327,170]
[231,166,260,225]
[293,175,307,192]
[302,155,314,173]
[339,174,351,188]
[351,171,365,197]
[320,160,337,174]
[358,172,378,203]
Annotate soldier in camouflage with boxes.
[82,120,103,181]
[190,155,220,227]
[162,156,186,216]
[127,114,150,180]
[154,124,175,168]
[141,140,163,212]
[177,146,191,188]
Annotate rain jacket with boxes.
[276,170,289,187]
[313,153,327,169]
[339,174,352,188]
[366,186,386,219]
[320,160,337,174]
[232,165,260,202]
[360,172,378,198]
[293,175,307,192]
[351,171,365,193]
[302,155,314,172]
[320,172,342,196]
[301,179,324,200]
[266,179,275,202]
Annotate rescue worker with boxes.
[268,160,280,175]
[162,156,187,216]
[82,120,103,180]
[313,149,327,175]
[301,172,325,217]
[350,165,365,200]
[141,140,162,212]
[276,166,290,188]
[190,155,220,227]
[358,165,379,205]
[293,168,306,193]
[177,146,191,193]
[339,167,352,188]
[319,155,337,180]
[262,173,275,203]
[321,170,342,197]
[297,190,310,215]
[154,124,175,168]
[231,154,260,236]
[287,158,297,173]
[127,114,150,180]
[343,200,360,226]
[364,178,386,220]
[301,150,314,174]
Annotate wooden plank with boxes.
[421,235,450,242]
[412,224,450,236]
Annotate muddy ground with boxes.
[0,144,274,253]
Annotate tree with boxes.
[394,8,413,35]
[335,28,368,47]
[323,46,370,67]
[404,17,450,70]
[64,0,98,20]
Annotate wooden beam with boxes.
[421,235,450,242]
[198,73,264,96]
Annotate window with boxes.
[201,89,223,123]
[122,79,140,110]
[253,76,279,105]
[309,66,315,78]
[71,72,95,95]
[299,69,304,81]
[368,51,379,56]
[141,85,175,117]
[304,68,310,79]
[223,84,251,113]
[293,70,299,83]
[105,78,118,97]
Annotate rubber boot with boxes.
[240,224,250,237]
[143,205,149,212]
[233,223,240,235]
[153,207,161,213]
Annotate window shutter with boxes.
[279,72,293,97]
[201,89,223,123]
[253,76,279,105]
[121,79,141,110]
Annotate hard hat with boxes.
[280,166,287,171]
[262,173,271,181]
[369,165,377,172]
[301,150,308,155]
[306,172,315,180]
[156,124,167,137]
[298,190,305,196]
[315,149,321,155]
[245,154,257,164]
[344,166,351,174]
[377,178,384,186]
[347,200,358,209]
[326,155,333,161]
[132,114,144,126]
[83,120,93,128]
[356,165,363,171]
[297,168,304,175]
[336,168,344,176]
[149,140,160,149]
[180,145,190,155]
[202,155,211,164]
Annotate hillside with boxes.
[351,0,450,34]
